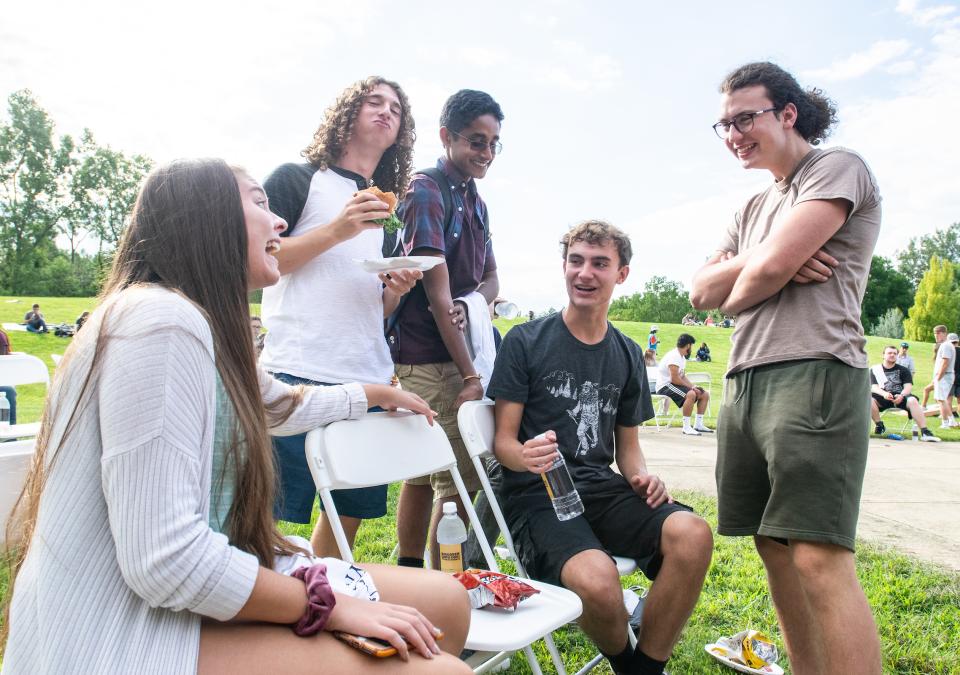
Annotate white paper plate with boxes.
[704,644,784,674]
[355,256,444,273]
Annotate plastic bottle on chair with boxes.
[437,502,467,574]
[0,392,10,430]
[534,432,585,521]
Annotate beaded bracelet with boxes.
[290,563,337,637]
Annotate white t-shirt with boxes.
[936,341,956,380]
[260,168,394,384]
[656,347,687,391]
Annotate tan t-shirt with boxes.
[718,147,881,375]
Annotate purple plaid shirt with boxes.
[392,158,497,365]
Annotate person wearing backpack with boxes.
[259,77,423,558]
[391,90,502,570]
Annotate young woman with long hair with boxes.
[1,159,471,674]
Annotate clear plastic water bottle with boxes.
[535,432,584,521]
[912,424,919,441]
[436,501,467,574]
[0,392,10,429]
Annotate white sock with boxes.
[696,414,704,427]
[683,416,692,429]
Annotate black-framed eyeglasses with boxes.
[451,130,503,155]
[712,107,780,138]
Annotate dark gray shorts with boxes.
[716,359,870,551]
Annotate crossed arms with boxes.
[690,199,850,314]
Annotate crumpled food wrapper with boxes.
[454,569,540,610]
[712,629,779,669]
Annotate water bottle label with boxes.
[438,543,464,574]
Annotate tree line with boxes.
[608,223,960,339]
[0,90,152,296]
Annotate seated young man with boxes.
[489,220,713,675]
[871,344,939,441]
[655,334,712,436]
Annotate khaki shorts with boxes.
[395,362,482,499]
[716,359,870,551]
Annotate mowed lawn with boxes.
[2,296,960,672]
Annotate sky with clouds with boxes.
[2,0,958,311]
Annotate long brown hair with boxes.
[302,75,415,194]
[4,159,301,642]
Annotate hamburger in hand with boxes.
[358,186,403,234]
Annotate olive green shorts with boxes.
[395,361,482,499]
[716,359,870,551]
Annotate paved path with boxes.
[638,428,960,571]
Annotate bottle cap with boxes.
[442,501,457,515]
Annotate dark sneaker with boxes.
[874,422,886,435]
[920,429,942,442]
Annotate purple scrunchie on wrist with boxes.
[291,563,337,637]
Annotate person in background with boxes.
[695,342,711,362]
[870,345,939,441]
[75,311,91,333]
[23,304,48,333]
[932,326,956,429]
[0,326,16,426]
[895,341,915,375]
[647,325,660,353]
[250,315,265,356]
[655,334,712,436]
[643,349,657,368]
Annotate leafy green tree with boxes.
[872,307,905,339]
[608,276,693,323]
[0,89,151,294]
[862,255,913,329]
[904,257,960,341]
[896,222,960,288]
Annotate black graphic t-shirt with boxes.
[870,363,913,395]
[488,313,654,497]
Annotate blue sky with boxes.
[2,0,958,311]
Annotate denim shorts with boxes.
[270,372,387,523]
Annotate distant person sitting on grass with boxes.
[23,304,48,333]
[655,333,712,435]
[1,159,470,675]
[871,345,939,442]
[695,342,711,362]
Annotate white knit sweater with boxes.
[3,287,367,674]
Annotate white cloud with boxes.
[896,0,958,26]
[803,39,911,81]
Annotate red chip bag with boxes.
[454,569,540,610]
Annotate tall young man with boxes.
[691,62,882,673]
[392,90,502,569]
[491,221,712,675]
[932,325,956,428]
[655,333,712,435]
[260,76,422,556]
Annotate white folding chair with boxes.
[0,354,50,441]
[647,375,679,430]
[0,439,35,548]
[687,372,713,417]
[879,407,912,434]
[304,411,583,675]
[457,401,638,675]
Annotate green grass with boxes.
[278,486,960,674]
[4,297,960,672]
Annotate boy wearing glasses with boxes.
[392,90,502,570]
[691,62,882,673]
